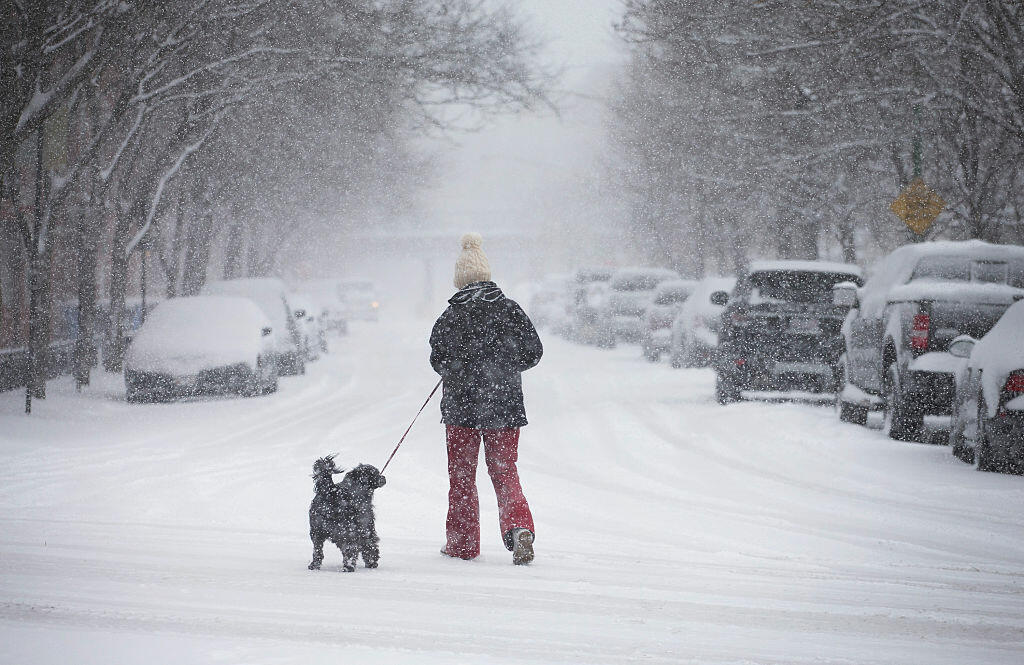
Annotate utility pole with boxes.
[912,103,923,179]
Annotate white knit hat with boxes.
[453,232,492,289]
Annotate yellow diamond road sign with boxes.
[890,177,946,235]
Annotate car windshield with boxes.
[911,256,1024,287]
[654,287,691,305]
[745,270,862,304]
[612,274,664,291]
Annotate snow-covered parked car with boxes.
[948,300,1024,473]
[528,274,573,334]
[640,279,696,361]
[669,276,736,368]
[295,279,348,336]
[605,267,681,343]
[566,267,613,344]
[715,260,863,403]
[569,281,616,347]
[203,277,305,376]
[287,292,323,361]
[124,296,278,402]
[836,241,1024,441]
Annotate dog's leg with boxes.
[361,540,380,569]
[341,543,359,572]
[309,532,326,570]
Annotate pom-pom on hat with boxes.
[454,232,492,289]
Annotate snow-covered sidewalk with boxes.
[2,316,1023,664]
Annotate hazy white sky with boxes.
[419,0,625,234]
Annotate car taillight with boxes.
[1005,372,1024,393]
[910,313,930,350]
[730,312,748,327]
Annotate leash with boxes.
[381,379,443,473]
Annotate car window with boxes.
[911,256,970,281]
[742,271,862,304]
[910,256,1024,286]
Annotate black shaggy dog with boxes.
[308,456,387,572]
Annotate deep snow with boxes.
[2,314,1024,664]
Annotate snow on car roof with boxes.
[888,281,1024,305]
[880,239,1024,263]
[202,278,295,353]
[749,260,862,276]
[970,299,1024,417]
[860,240,1024,318]
[126,296,271,374]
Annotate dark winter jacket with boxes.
[430,281,543,428]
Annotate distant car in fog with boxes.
[947,301,1024,473]
[605,267,681,343]
[124,296,278,402]
[570,281,616,347]
[295,279,349,336]
[287,292,323,361]
[566,268,614,346]
[715,261,863,404]
[341,279,380,321]
[203,277,305,375]
[529,274,573,333]
[640,279,696,361]
[669,276,736,368]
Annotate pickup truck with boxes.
[835,241,1024,441]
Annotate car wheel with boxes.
[643,345,659,362]
[243,366,262,398]
[675,338,695,368]
[949,408,970,462]
[835,355,868,425]
[975,394,996,472]
[716,372,741,405]
[883,363,924,442]
[669,350,684,369]
[838,401,869,426]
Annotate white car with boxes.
[948,300,1024,472]
[641,280,697,361]
[295,279,348,336]
[203,278,305,375]
[341,279,380,321]
[528,274,574,334]
[124,296,278,402]
[605,268,681,343]
[669,276,737,368]
[287,293,323,361]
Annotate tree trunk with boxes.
[181,209,213,296]
[26,129,52,409]
[223,219,245,280]
[104,207,132,372]
[73,199,100,388]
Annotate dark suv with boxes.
[714,261,864,404]
[836,241,1024,441]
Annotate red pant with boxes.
[445,425,534,559]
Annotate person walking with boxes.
[430,233,543,565]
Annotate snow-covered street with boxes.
[2,316,1024,664]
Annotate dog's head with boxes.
[346,463,386,490]
[311,454,344,479]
